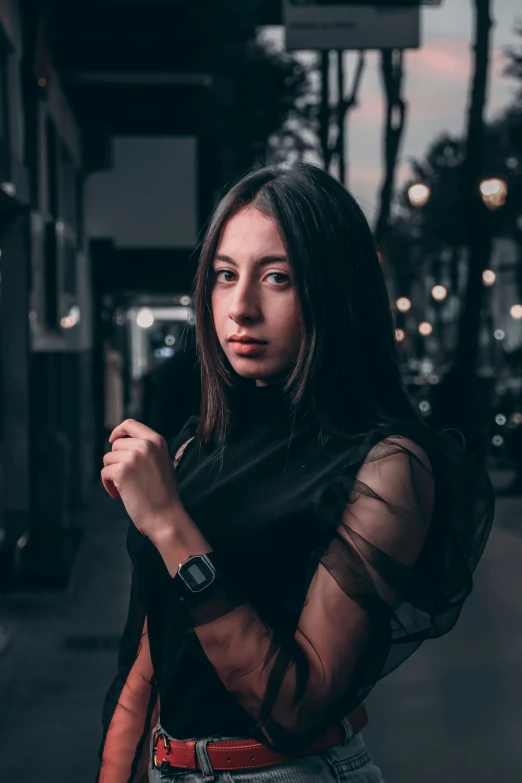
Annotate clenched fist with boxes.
[101,419,182,539]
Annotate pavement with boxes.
[0,471,521,783]
[0,486,132,783]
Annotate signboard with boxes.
[284,1,421,51]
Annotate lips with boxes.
[230,340,266,356]
[228,336,267,344]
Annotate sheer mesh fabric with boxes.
[95,411,494,771]
[97,562,158,782]
[180,436,435,751]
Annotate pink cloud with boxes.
[407,36,506,82]
[349,36,508,126]
[350,162,382,178]
[356,92,383,117]
[345,33,516,215]
[407,37,470,79]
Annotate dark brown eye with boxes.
[267,273,290,285]
[214,269,235,282]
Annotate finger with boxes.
[103,450,134,467]
[109,419,162,446]
[100,466,121,499]
[110,437,149,453]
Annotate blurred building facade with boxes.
[0,1,92,588]
[0,0,269,589]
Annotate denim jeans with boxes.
[149,718,385,782]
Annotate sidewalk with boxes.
[0,472,521,782]
[0,485,132,783]
[364,475,522,783]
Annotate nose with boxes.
[228,277,261,325]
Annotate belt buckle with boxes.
[152,729,171,769]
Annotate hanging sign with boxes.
[284,1,421,51]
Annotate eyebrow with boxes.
[213,253,289,266]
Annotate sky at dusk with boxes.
[324,0,522,219]
[86,1,522,245]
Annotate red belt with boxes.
[152,703,368,772]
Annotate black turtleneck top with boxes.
[96,382,495,783]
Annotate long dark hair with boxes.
[194,162,418,444]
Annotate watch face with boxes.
[179,555,216,593]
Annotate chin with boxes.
[229,357,282,381]
[230,361,269,378]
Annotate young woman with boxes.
[96,162,495,783]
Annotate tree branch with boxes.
[375,49,408,249]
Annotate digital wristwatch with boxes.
[175,551,221,596]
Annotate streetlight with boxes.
[479,178,507,210]
[407,182,431,207]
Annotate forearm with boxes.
[149,506,330,743]
[149,506,373,750]
[99,622,157,783]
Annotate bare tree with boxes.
[319,50,366,182]
[210,39,317,188]
[428,0,494,461]
[455,0,494,370]
[374,49,408,252]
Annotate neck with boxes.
[229,377,289,424]
[254,372,289,387]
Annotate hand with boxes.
[101,419,181,539]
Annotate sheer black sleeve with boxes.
[95,416,202,781]
[175,424,494,753]
[95,537,159,783]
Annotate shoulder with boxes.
[362,432,433,475]
[312,423,435,517]
[355,432,435,519]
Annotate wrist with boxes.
[147,502,188,546]
[149,507,213,578]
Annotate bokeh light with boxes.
[479,178,507,209]
[396,297,412,313]
[482,269,496,286]
[60,306,80,330]
[431,285,447,301]
[407,183,431,207]
[137,308,154,328]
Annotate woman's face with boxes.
[211,207,301,386]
